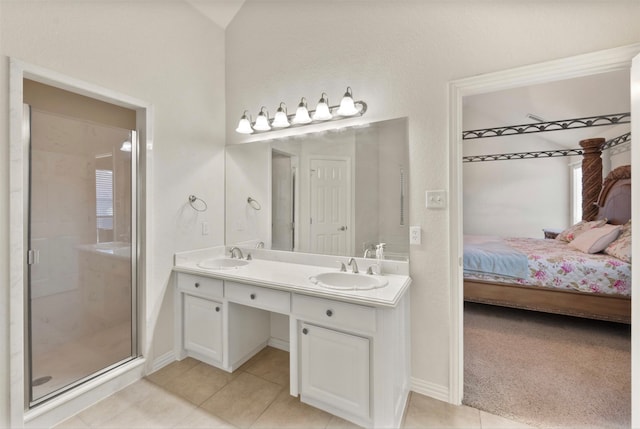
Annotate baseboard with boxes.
[410,377,449,403]
[150,350,176,373]
[228,341,269,372]
[267,337,290,352]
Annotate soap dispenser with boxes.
[367,243,386,275]
[375,243,386,260]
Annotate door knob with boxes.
[302,328,309,335]
[338,226,347,231]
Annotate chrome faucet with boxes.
[229,247,244,259]
[347,257,359,274]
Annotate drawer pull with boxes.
[194,282,200,288]
[302,328,309,335]
[326,309,333,317]
[215,306,220,312]
[250,293,256,300]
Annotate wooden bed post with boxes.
[579,138,604,221]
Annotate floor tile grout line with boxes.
[247,384,288,429]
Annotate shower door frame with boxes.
[25,106,138,407]
[8,58,153,427]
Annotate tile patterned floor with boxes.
[55,347,531,429]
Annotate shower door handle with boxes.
[27,249,40,265]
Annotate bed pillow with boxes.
[568,224,621,254]
[555,219,607,242]
[604,220,631,263]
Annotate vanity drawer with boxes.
[292,294,376,334]
[225,281,291,314]
[177,273,224,299]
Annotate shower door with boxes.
[26,105,138,405]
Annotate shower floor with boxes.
[31,321,132,401]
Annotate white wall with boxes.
[0,1,8,424]
[354,127,380,254]
[225,142,271,247]
[376,118,410,255]
[463,104,569,237]
[0,2,226,424]
[462,102,569,236]
[225,1,640,396]
[608,143,632,170]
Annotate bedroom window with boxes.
[570,162,582,224]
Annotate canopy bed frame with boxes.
[462,114,632,323]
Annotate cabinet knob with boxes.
[215,306,220,312]
[302,328,309,335]
[250,293,256,300]
[194,282,200,288]
[326,309,333,317]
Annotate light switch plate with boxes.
[426,190,447,209]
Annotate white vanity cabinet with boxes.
[183,294,223,365]
[174,262,411,429]
[176,273,225,367]
[299,322,370,421]
[292,292,410,428]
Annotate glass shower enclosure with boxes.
[26,105,138,405]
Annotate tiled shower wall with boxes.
[29,108,132,356]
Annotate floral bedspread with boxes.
[464,237,631,296]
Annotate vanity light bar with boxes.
[235,87,368,134]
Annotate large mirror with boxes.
[225,117,409,260]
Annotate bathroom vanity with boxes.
[173,247,411,428]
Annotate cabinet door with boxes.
[184,294,223,364]
[300,323,370,420]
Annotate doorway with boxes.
[272,150,297,252]
[448,44,640,412]
[9,61,150,426]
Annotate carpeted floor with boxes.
[463,302,631,428]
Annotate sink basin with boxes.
[197,258,249,270]
[309,272,388,290]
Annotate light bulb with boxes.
[336,87,359,116]
[292,98,312,124]
[312,93,332,121]
[272,102,290,128]
[235,111,254,134]
[253,107,271,131]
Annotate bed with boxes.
[463,162,632,323]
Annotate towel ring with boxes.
[188,195,208,212]
[247,197,262,211]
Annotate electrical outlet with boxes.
[201,222,209,235]
[426,190,447,209]
[410,226,421,245]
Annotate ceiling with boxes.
[462,69,631,150]
[187,0,246,29]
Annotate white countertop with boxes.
[173,247,411,308]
